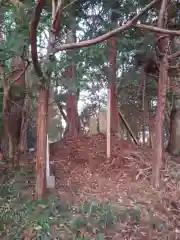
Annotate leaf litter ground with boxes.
[50,133,180,239]
[0,133,180,239]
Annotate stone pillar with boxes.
[99,109,107,134]
[88,116,98,135]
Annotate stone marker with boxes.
[88,116,98,135]
[46,134,55,188]
[99,109,107,134]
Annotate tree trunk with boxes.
[108,38,119,135]
[166,99,180,156]
[166,15,180,155]
[65,94,79,136]
[64,15,80,137]
[35,86,49,200]
[152,58,168,187]
[19,95,30,154]
[108,4,119,135]
[152,0,169,188]
[0,14,8,158]
[7,56,26,165]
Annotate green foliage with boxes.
[0,0,178,128]
[0,0,159,98]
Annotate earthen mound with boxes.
[50,133,148,170]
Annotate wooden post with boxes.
[46,134,50,178]
[35,87,49,200]
[107,88,111,158]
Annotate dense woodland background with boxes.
[1,0,180,194]
[0,0,180,238]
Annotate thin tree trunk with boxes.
[152,59,168,187]
[166,20,180,155]
[108,36,118,135]
[19,95,30,154]
[152,0,169,187]
[108,2,119,135]
[0,13,8,158]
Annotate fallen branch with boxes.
[118,110,139,146]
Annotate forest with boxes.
[0,0,180,239]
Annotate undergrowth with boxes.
[0,167,123,239]
[0,167,171,239]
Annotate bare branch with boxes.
[10,60,30,86]
[52,0,63,37]
[54,0,180,52]
[29,0,45,78]
[134,24,180,36]
[168,51,180,60]
[55,23,180,52]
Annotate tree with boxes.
[107,0,119,135]
[2,0,180,200]
[63,7,80,137]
